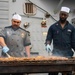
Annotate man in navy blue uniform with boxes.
[45,6,75,75]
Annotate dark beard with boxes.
[59,17,66,24]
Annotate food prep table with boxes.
[0,56,75,74]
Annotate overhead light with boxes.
[12,0,16,2]
[41,19,47,28]
[45,12,50,18]
[23,22,30,28]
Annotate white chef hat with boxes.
[60,6,70,13]
[12,14,22,21]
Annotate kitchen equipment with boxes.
[6,53,11,58]
[0,56,74,74]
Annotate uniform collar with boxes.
[56,21,69,29]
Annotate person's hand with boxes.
[2,46,9,53]
[45,44,52,52]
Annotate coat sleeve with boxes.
[45,26,53,44]
[0,28,6,39]
[24,32,31,46]
[71,28,75,51]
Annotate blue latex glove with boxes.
[2,46,9,53]
[45,44,52,53]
